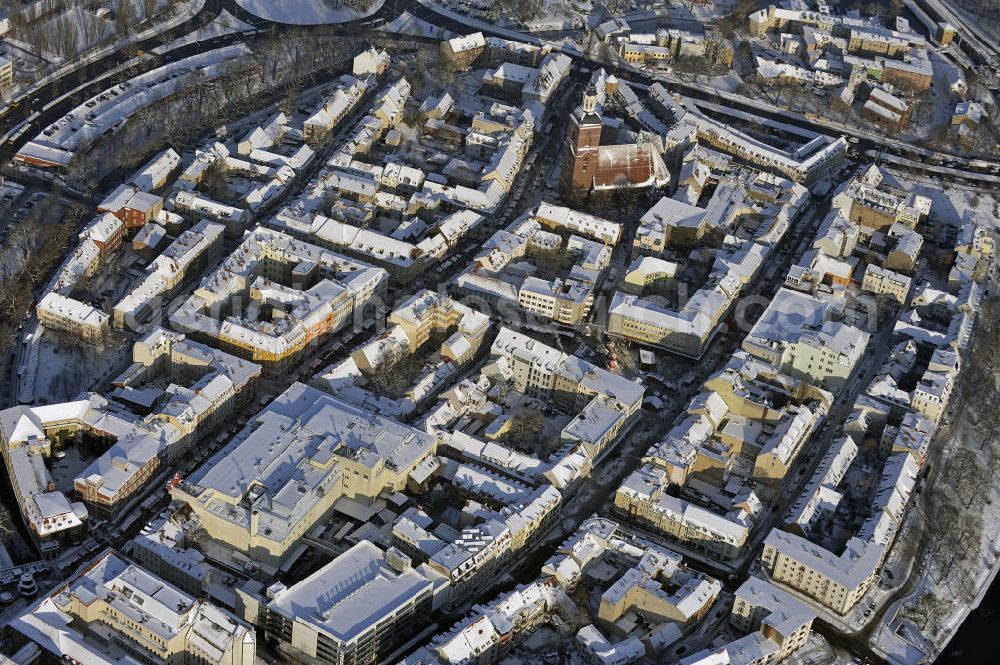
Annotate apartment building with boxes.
[83,212,126,253]
[518,276,595,325]
[743,288,869,393]
[861,264,912,303]
[98,184,165,230]
[863,87,912,131]
[72,332,261,519]
[832,168,931,234]
[0,55,13,88]
[534,201,622,245]
[415,581,572,665]
[611,239,772,359]
[169,227,387,375]
[36,292,110,343]
[112,328,261,448]
[752,405,824,483]
[387,290,491,357]
[128,147,182,192]
[490,327,643,417]
[352,47,390,76]
[455,213,612,327]
[615,465,749,561]
[784,437,858,537]
[9,550,255,665]
[633,196,709,253]
[0,403,91,557]
[910,370,954,423]
[608,289,724,359]
[440,31,488,70]
[955,219,994,260]
[678,575,820,665]
[623,255,679,295]
[114,220,226,330]
[760,529,883,615]
[597,558,721,628]
[303,74,372,143]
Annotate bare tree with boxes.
[115,0,137,35]
[504,403,545,449]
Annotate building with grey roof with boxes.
[265,540,445,665]
[171,382,438,570]
[9,550,255,665]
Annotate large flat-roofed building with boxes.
[8,550,256,665]
[170,227,387,375]
[265,541,444,665]
[171,383,438,570]
[742,288,869,393]
[686,107,847,185]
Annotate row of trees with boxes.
[901,298,1000,635]
[3,0,164,61]
[64,28,366,189]
[0,195,83,382]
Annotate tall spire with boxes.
[582,83,598,115]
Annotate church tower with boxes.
[560,83,603,203]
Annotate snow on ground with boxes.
[381,11,455,40]
[48,447,93,495]
[711,74,742,92]
[519,0,593,31]
[9,0,189,64]
[235,0,384,25]
[33,329,129,405]
[24,44,251,160]
[889,173,999,228]
[153,10,253,54]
